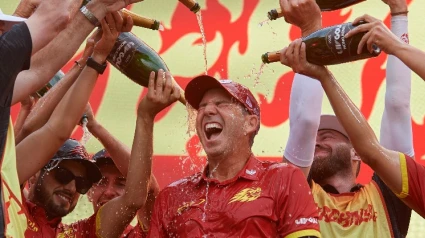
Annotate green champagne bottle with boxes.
[267,0,365,20]
[33,70,64,98]
[262,22,381,65]
[107,32,186,104]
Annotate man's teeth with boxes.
[205,123,222,130]
[58,194,71,203]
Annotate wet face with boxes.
[88,164,126,212]
[310,130,353,182]
[196,88,249,158]
[32,160,87,218]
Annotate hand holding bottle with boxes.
[345,14,403,55]
[279,0,322,36]
[280,39,329,80]
[138,69,181,120]
[92,11,132,63]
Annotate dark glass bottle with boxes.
[107,32,186,104]
[179,0,201,13]
[34,70,64,98]
[267,0,365,20]
[262,22,381,65]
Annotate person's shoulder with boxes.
[161,172,203,194]
[259,159,302,174]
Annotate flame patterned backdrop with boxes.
[3,0,425,235]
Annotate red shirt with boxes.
[397,153,425,218]
[148,156,321,237]
[58,207,143,237]
[24,197,62,237]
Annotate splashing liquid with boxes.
[258,18,270,27]
[80,118,92,146]
[254,63,266,86]
[196,11,208,75]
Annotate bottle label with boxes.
[325,23,353,59]
[108,33,139,71]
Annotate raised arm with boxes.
[279,0,323,177]
[281,39,403,196]
[96,70,180,237]
[15,14,121,185]
[15,35,98,144]
[12,0,138,105]
[345,14,425,83]
[23,0,74,55]
[380,0,414,157]
[13,96,36,138]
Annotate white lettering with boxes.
[295,217,318,225]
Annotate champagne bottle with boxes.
[178,0,201,13]
[33,70,64,98]
[107,32,186,104]
[82,0,162,30]
[267,0,365,20]
[121,9,162,31]
[261,22,381,65]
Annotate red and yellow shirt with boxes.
[24,197,62,237]
[148,156,321,238]
[395,153,425,218]
[58,207,146,238]
[312,153,412,238]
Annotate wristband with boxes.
[86,57,107,74]
[80,6,100,26]
[391,11,409,16]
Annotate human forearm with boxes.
[14,104,32,138]
[284,74,323,174]
[380,15,414,156]
[16,64,83,144]
[13,12,95,105]
[89,122,131,176]
[392,44,425,82]
[319,71,385,163]
[97,114,153,238]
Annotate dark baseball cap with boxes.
[45,139,102,183]
[185,75,261,130]
[91,149,115,167]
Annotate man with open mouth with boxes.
[148,75,321,237]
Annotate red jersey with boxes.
[23,197,62,237]
[396,153,425,218]
[58,206,144,237]
[148,156,321,237]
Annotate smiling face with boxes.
[195,88,251,159]
[310,129,353,182]
[88,163,126,213]
[30,160,87,219]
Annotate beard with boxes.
[310,143,353,183]
[32,173,77,218]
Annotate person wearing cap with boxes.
[82,149,158,237]
[57,69,179,237]
[279,0,412,237]
[148,74,321,237]
[81,102,160,235]
[24,139,101,237]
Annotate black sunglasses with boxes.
[53,167,93,194]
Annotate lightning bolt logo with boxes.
[229,187,261,204]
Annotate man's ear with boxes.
[28,171,40,189]
[350,148,361,161]
[243,115,259,135]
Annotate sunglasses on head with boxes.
[53,167,92,194]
